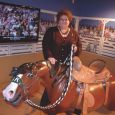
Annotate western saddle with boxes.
[72,56,111,115]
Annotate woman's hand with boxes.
[48,57,57,65]
[72,44,77,53]
[73,46,77,53]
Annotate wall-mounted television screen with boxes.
[0,2,40,43]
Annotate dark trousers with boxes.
[74,109,81,115]
[40,89,50,106]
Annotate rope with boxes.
[26,44,75,110]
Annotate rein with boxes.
[25,44,75,110]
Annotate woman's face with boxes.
[58,15,70,29]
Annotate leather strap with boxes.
[82,84,89,115]
[77,88,84,106]
[104,81,110,105]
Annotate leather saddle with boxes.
[72,57,111,115]
[72,57,111,83]
[89,59,111,82]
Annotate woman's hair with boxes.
[56,9,73,23]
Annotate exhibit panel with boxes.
[78,17,115,58]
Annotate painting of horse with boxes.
[2,56,115,115]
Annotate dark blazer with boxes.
[42,26,82,63]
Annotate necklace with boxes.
[58,27,70,37]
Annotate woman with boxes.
[41,9,82,115]
[42,8,82,64]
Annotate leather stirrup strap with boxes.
[104,81,110,105]
[82,84,89,115]
[77,88,84,106]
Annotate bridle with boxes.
[11,71,38,102]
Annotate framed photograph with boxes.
[78,19,102,54]
[103,21,115,57]
[39,12,56,35]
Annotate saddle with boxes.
[72,57,111,83]
[89,59,111,82]
[72,57,111,115]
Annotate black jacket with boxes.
[42,26,82,63]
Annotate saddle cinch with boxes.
[72,57,111,83]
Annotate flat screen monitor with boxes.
[0,2,40,43]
